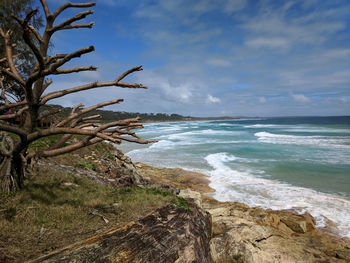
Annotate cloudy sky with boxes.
[40,0,350,117]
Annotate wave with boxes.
[204,152,350,238]
[154,129,246,142]
[284,128,350,134]
[255,132,350,149]
[148,138,255,149]
[244,124,285,128]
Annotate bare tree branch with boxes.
[52,2,96,19]
[115,66,143,82]
[115,82,147,89]
[12,10,46,71]
[40,67,146,104]
[81,114,101,122]
[0,29,24,84]
[0,53,21,63]
[27,137,105,159]
[46,54,67,64]
[53,66,97,75]
[0,68,26,86]
[39,0,51,20]
[72,103,84,114]
[27,127,120,143]
[28,25,43,43]
[59,22,95,30]
[0,123,27,137]
[0,100,27,112]
[56,99,123,127]
[45,46,95,73]
[49,10,94,33]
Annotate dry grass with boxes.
[0,141,188,262]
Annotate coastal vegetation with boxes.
[0,139,188,262]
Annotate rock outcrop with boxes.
[34,156,350,263]
[205,201,350,263]
[94,148,147,187]
[28,204,212,263]
[136,163,350,263]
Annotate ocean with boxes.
[119,116,350,238]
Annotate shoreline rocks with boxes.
[32,152,350,262]
[136,163,350,262]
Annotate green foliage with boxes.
[105,152,115,160]
[114,187,190,211]
[74,162,97,171]
[28,134,69,151]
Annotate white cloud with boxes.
[246,37,290,49]
[207,95,221,104]
[323,49,350,59]
[259,97,267,103]
[291,93,311,103]
[340,97,347,103]
[224,0,247,14]
[138,70,194,103]
[79,71,103,82]
[242,3,347,51]
[206,58,232,67]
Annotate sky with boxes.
[35,0,350,117]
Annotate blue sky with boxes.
[36,0,350,117]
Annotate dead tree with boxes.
[0,0,155,193]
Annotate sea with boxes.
[119,116,350,238]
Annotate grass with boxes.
[0,162,188,262]
[74,161,97,171]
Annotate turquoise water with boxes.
[122,116,350,237]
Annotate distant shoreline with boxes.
[142,117,240,124]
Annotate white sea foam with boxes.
[166,129,245,137]
[149,129,247,148]
[244,124,284,128]
[255,132,350,149]
[284,128,350,133]
[204,152,350,238]
[149,140,175,149]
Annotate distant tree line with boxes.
[40,105,193,123]
[38,105,237,123]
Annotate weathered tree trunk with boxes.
[0,154,24,193]
[0,133,25,193]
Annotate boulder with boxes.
[29,204,212,263]
[178,188,203,209]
